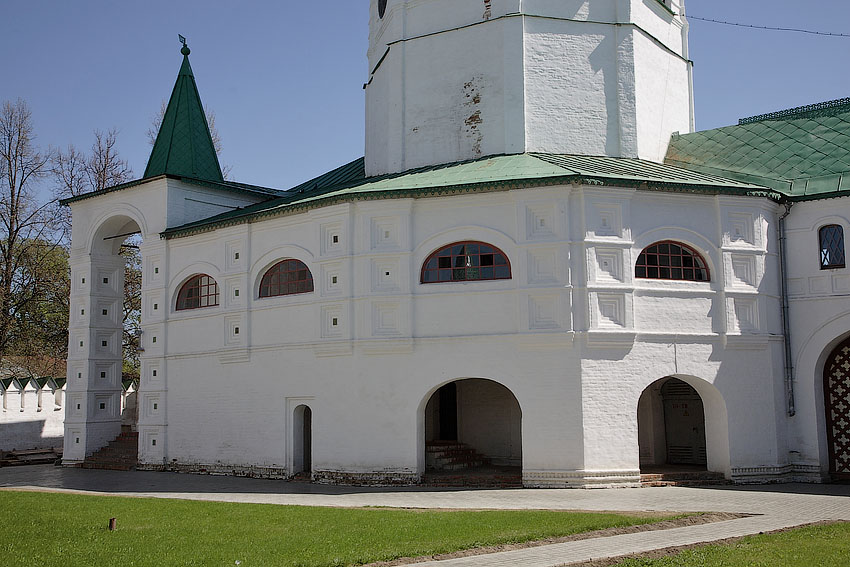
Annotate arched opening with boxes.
[292,405,312,478]
[423,379,521,486]
[823,335,850,480]
[638,377,713,476]
[65,214,145,466]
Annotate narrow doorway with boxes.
[293,405,312,476]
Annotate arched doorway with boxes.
[824,336,850,480]
[423,379,521,485]
[292,405,312,478]
[637,377,707,472]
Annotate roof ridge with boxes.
[739,97,850,125]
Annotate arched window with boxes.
[259,259,314,298]
[176,274,219,310]
[635,241,710,282]
[820,225,845,269]
[421,241,511,283]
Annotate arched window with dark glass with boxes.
[635,241,710,282]
[259,259,314,298]
[421,241,511,283]
[820,225,845,269]
[176,274,219,310]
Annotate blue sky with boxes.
[2,1,848,191]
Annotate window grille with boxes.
[176,275,219,310]
[820,225,845,269]
[259,259,314,298]
[635,241,710,281]
[421,241,511,283]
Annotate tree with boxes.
[0,99,61,363]
[121,237,142,380]
[147,100,231,179]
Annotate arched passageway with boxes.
[423,379,521,485]
[824,336,850,480]
[637,377,708,472]
[64,215,145,466]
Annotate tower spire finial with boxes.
[178,34,190,56]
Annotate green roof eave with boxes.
[59,174,285,206]
[161,153,776,240]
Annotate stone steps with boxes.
[81,432,138,471]
[640,470,731,487]
[0,448,63,467]
[426,441,489,471]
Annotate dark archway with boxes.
[638,377,707,472]
[293,405,312,477]
[423,379,521,484]
[824,336,850,480]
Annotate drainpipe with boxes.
[778,200,795,417]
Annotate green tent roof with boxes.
[163,152,769,239]
[143,42,223,183]
[666,98,850,199]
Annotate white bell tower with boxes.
[364,0,694,176]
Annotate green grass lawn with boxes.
[0,490,669,567]
[614,522,850,567]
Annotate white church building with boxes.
[61,0,850,487]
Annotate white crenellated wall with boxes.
[365,0,693,175]
[1,381,65,452]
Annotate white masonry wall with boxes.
[1,383,65,452]
[782,195,850,481]
[365,0,693,176]
[113,176,792,487]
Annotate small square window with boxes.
[102,309,108,316]
[332,235,339,244]
[152,439,157,447]
[332,276,338,284]
[234,252,240,260]
[81,277,86,284]
[76,404,81,410]
[234,289,240,297]
[154,267,159,274]
[153,403,158,410]
[385,271,390,276]
[81,308,85,315]
[80,341,84,347]
[100,372,106,378]
[154,303,158,310]
[75,437,80,444]
[332,317,338,326]
[101,340,108,347]
[103,277,109,284]
[99,403,105,410]
[234,327,240,335]
[152,337,157,344]
[77,372,82,379]
[152,370,158,377]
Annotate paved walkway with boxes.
[2,465,849,566]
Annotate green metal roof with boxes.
[666,98,850,199]
[0,378,13,390]
[163,152,769,239]
[143,42,223,183]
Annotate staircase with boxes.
[426,441,488,471]
[640,469,730,487]
[0,448,62,467]
[424,441,522,488]
[81,430,138,471]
